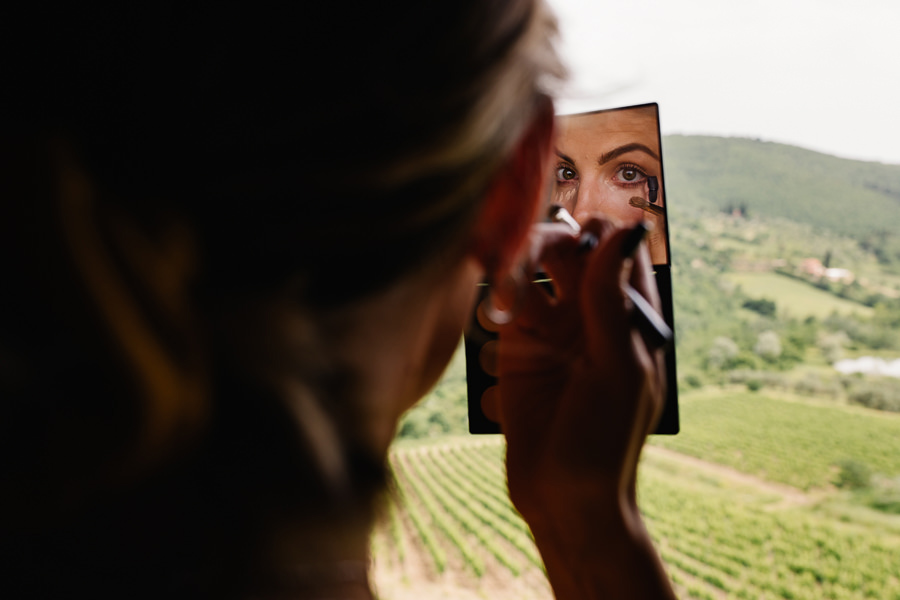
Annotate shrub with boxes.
[817,331,849,363]
[683,374,704,389]
[823,312,899,351]
[754,330,782,362]
[742,297,777,317]
[727,369,789,389]
[792,372,842,400]
[834,459,871,489]
[846,379,900,413]
[865,476,900,514]
[730,351,761,370]
[708,336,739,370]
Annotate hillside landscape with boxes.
[662,135,900,265]
[375,136,900,599]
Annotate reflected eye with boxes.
[613,164,648,186]
[556,165,578,182]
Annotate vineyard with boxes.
[370,392,900,599]
[371,439,551,600]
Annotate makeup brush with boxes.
[548,205,672,349]
[629,196,665,217]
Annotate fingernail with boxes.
[577,232,599,253]
[620,222,649,257]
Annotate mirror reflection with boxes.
[553,103,669,264]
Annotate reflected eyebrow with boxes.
[599,143,659,165]
[555,150,576,164]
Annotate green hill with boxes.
[395,136,900,440]
[662,135,900,263]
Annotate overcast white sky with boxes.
[547,0,900,165]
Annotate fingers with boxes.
[499,215,670,527]
[627,237,668,434]
[579,224,642,361]
[490,223,584,335]
[577,222,666,432]
[507,220,611,328]
[496,217,666,428]
[532,220,619,289]
[495,216,665,374]
[528,223,587,303]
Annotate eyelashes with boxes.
[553,163,579,212]
[554,161,651,188]
[612,163,649,187]
[555,163,578,183]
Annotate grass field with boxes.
[724,271,873,318]
[649,389,900,490]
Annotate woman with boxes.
[553,104,669,264]
[1,2,676,599]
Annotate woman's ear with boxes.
[470,97,556,277]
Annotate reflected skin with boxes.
[553,105,668,264]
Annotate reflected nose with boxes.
[572,180,601,223]
[573,177,643,226]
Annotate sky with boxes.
[546,0,900,165]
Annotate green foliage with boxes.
[650,390,900,490]
[727,369,788,390]
[742,297,776,317]
[398,341,469,439]
[823,312,899,350]
[385,440,544,582]
[707,336,739,370]
[729,351,761,371]
[873,299,900,329]
[754,330,782,362]
[683,373,704,390]
[664,135,900,264]
[641,453,900,599]
[792,371,843,399]
[379,136,900,599]
[380,433,900,600]
[390,458,448,573]
[845,378,900,412]
[833,459,871,489]
[862,476,900,514]
[669,210,899,384]
[818,331,849,363]
[394,451,481,575]
[725,271,873,319]
[668,201,898,386]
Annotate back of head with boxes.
[1,2,563,597]
[9,1,562,300]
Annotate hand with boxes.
[491,217,675,599]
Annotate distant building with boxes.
[824,268,854,284]
[800,258,854,283]
[801,258,825,277]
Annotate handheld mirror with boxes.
[465,102,680,435]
